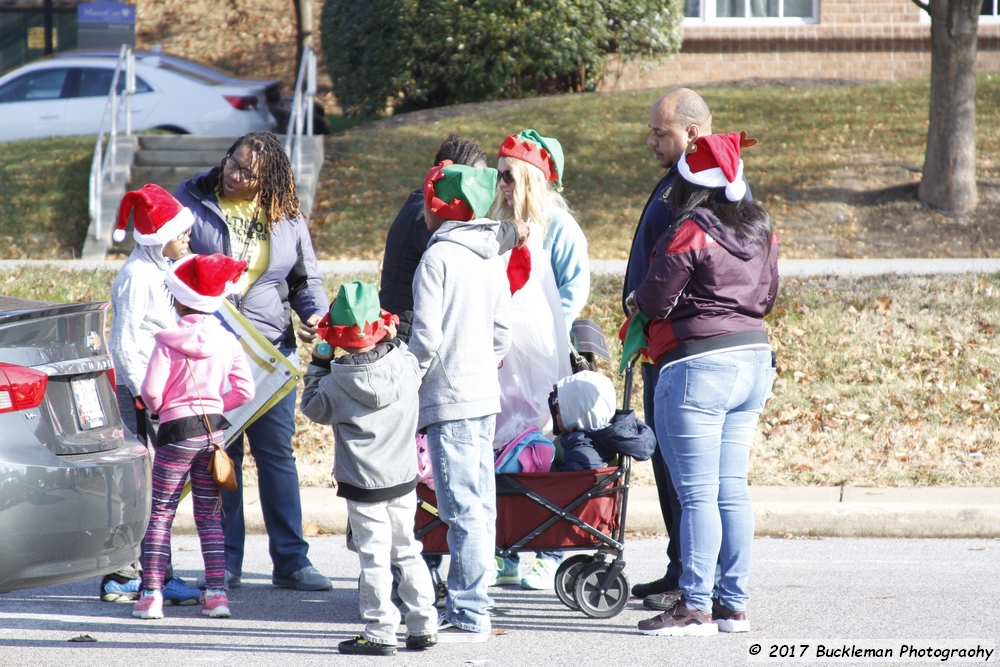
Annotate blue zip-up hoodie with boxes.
[174,168,329,347]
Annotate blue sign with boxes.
[78,2,136,25]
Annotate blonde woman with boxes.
[489,129,590,331]
[489,130,588,591]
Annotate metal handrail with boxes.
[283,46,317,182]
[88,45,135,241]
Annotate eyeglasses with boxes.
[499,169,515,185]
[223,156,258,183]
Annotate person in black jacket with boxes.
[622,89,728,612]
[379,133,527,343]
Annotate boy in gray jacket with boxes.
[300,282,436,656]
[409,161,512,643]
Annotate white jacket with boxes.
[109,244,175,396]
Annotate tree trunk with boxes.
[293,0,314,67]
[918,0,979,214]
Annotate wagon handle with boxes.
[622,351,642,412]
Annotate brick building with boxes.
[601,0,1000,90]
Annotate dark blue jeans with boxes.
[222,362,311,577]
[643,362,683,589]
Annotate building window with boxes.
[982,0,1000,20]
[685,0,819,22]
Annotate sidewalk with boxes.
[3,257,1000,276]
[173,485,1000,539]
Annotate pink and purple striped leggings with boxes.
[141,432,226,591]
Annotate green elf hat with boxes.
[498,128,565,188]
[423,160,499,221]
[316,281,399,350]
[618,311,651,374]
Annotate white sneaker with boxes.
[494,556,520,586]
[437,619,488,644]
[520,557,557,590]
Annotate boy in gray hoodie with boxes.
[409,161,512,643]
[300,282,437,656]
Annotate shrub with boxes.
[320,0,683,118]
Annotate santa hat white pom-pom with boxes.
[112,228,126,242]
[725,179,746,202]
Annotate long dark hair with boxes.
[669,176,772,248]
[221,131,300,231]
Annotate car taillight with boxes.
[224,95,258,110]
[0,363,48,414]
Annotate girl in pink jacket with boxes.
[134,254,255,620]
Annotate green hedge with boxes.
[320,0,683,118]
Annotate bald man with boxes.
[623,89,729,611]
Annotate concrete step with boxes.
[129,166,213,194]
[137,134,239,152]
[134,150,222,167]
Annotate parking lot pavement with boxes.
[1,534,998,667]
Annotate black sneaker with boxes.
[631,576,680,599]
[338,636,397,656]
[405,634,437,650]
[643,589,683,611]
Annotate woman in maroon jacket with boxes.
[626,132,778,638]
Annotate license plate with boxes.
[71,377,106,429]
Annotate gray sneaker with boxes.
[272,565,332,591]
[195,570,241,590]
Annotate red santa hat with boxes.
[677,131,759,202]
[164,253,247,313]
[113,184,194,245]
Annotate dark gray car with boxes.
[0,296,150,593]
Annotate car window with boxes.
[0,69,69,103]
[76,68,153,97]
[156,62,216,85]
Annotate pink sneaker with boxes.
[132,590,164,619]
[201,589,230,618]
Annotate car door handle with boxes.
[40,113,59,119]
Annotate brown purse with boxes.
[186,358,238,493]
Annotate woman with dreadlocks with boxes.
[174,130,332,593]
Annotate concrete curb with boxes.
[173,485,1000,539]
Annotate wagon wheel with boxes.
[573,562,630,619]
[554,554,593,610]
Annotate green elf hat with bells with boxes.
[316,281,399,350]
[423,160,499,222]
[498,129,565,188]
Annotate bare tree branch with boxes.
[911,0,931,14]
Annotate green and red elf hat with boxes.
[422,160,499,221]
[497,129,565,188]
[316,281,399,350]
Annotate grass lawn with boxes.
[0,135,94,259]
[5,75,1000,260]
[5,267,998,488]
[309,74,1000,260]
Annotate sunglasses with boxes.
[499,169,515,185]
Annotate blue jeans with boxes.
[426,416,497,633]
[655,349,775,614]
[223,349,311,576]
